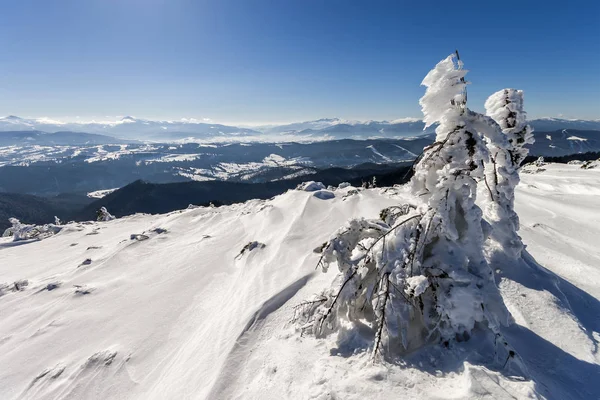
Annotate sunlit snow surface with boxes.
[566,136,588,141]
[1,163,599,399]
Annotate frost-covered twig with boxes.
[372,273,390,358]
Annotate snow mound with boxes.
[297,181,325,191]
[312,190,335,200]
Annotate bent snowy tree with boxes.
[299,53,531,359]
[478,90,534,259]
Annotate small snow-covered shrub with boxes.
[379,204,415,225]
[300,53,516,359]
[1,226,12,238]
[0,280,30,296]
[521,157,546,174]
[236,241,266,259]
[131,234,150,241]
[96,207,115,222]
[341,189,360,201]
[581,160,599,169]
[2,218,62,242]
[74,284,95,295]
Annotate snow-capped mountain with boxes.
[260,117,600,138]
[0,130,137,146]
[253,118,347,134]
[0,116,261,141]
[528,118,600,132]
[0,163,598,399]
[0,115,434,141]
[254,117,433,138]
[1,115,598,141]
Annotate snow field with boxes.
[0,164,598,399]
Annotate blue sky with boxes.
[0,0,598,125]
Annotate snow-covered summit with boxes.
[120,116,137,123]
[1,163,598,399]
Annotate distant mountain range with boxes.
[527,118,600,132]
[0,139,427,195]
[0,130,138,146]
[0,130,598,195]
[252,117,433,137]
[2,115,598,142]
[4,146,599,228]
[528,129,600,157]
[0,115,259,142]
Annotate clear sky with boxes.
[0,0,598,125]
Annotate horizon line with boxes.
[1,114,599,128]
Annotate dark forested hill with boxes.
[76,164,414,220]
[0,193,94,232]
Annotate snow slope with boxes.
[0,164,599,399]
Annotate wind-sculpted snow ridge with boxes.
[0,164,599,399]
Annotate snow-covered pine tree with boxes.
[476,89,534,259]
[533,156,545,167]
[3,218,37,241]
[299,53,511,358]
[97,207,115,222]
[2,218,19,238]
